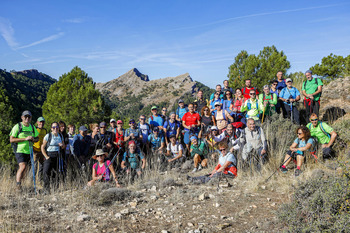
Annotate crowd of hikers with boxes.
[9,70,338,193]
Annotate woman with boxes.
[121,141,146,182]
[199,106,214,138]
[87,149,120,187]
[280,126,313,176]
[89,123,99,155]
[41,122,66,192]
[210,92,223,110]
[230,88,246,124]
[59,121,69,173]
[212,102,233,133]
[205,126,219,152]
[223,90,233,115]
[258,85,277,118]
[187,141,237,183]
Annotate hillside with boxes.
[96,68,214,119]
[0,69,56,121]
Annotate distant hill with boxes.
[0,69,56,121]
[96,68,214,119]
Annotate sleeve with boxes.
[295,88,301,97]
[139,153,145,160]
[213,132,226,142]
[147,134,152,141]
[307,138,314,145]
[258,99,265,112]
[124,129,129,137]
[260,128,267,150]
[179,144,183,151]
[293,138,299,145]
[92,163,97,171]
[322,122,334,134]
[279,88,285,99]
[227,153,236,164]
[9,124,19,137]
[106,160,111,167]
[272,93,278,105]
[181,113,186,122]
[148,117,153,125]
[33,127,39,137]
[210,93,214,100]
[240,100,248,112]
[166,144,170,151]
[302,81,306,91]
[43,134,49,142]
[122,152,127,161]
[258,94,263,103]
[163,121,168,129]
[318,78,324,86]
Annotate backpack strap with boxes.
[319,122,331,139]
[94,162,99,173]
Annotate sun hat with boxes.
[92,149,107,159]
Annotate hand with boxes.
[309,95,314,100]
[291,148,298,152]
[264,101,268,107]
[116,183,121,188]
[168,159,172,163]
[97,175,103,180]
[261,149,266,155]
[322,144,329,148]
[45,156,50,160]
[289,99,294,102]
[106,143,112,149]
[26,136,34,141]
[58,142,63,147]
[126,169,130,174]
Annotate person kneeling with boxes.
[280,126,314,176]
[187,141,237,183]
[87,149,120,187]
[190,135,208,173]
[121,141,146,181]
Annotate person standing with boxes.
[279,78,301,124]
[33,116,47,183]
[302,70,323,120]
[9,110,39,191]
[241,79,259,99]
[259,85,277,118]
[72,126,91,166]
[195,90,207,114]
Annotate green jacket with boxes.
[190,139,208,158]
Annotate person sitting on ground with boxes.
[302,70,323,120]
[148,127,165,155]
[124,119,142,148]
[241,79,259,99]
[280,126,314,176]
[182,103,201,153]
[206,126,220,154]
[176,99,188,122]
[241,90,265,123]
[306,113,337,160]
[258,84,277,119]
[212,102,234,133]
[239,118,267,170]
[212,124,241,153]
[72,125,91,166]
[9,110,39,191]
[210,91,224,111]
[164,134,185,166]
[87,149,120,187]
[190,135,208,173]
[163,112,181,145]
[222,80,233,98]
[230,88,246,124]
[210,84,224,101]
[41,122,66,192]
[149,106,164,132]
[187,141,237,183]
[223,90,234,115]
[121,141,146,180]
[198,106,214,138]
[279,78,301,124]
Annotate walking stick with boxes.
[29,141,37,194]
[290,101,293,123]
[261,103,267,123]
[265,154,292,183]
[100,147,121,180]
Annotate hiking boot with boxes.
[192,167,198,173]
[15,184,22,193]
[186,175,193,181]
[295,169,302,177]
[280,167,288,173]
[198,164,203,171]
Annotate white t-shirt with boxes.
[167,142,183,158]
[139,124,150,143]
[44,133,63,152]
[218,152,236,168]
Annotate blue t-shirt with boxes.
[149,115,164,128]
[210,99,223,109]
[125,128,141,138]
[279,87,301,104]
[293,138,314,154]
[223,99,232,112]
[148,134,164,149]
[122,152,145,169]
[210,92,224,100]
[163,120,180,137]
[176,107,188,120]
[138,123,151,143]
[276,79,287,91]
[44,133,63,152]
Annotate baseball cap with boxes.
[305,70,312,74]
[151,106,158,110]
[190,135,198,141]
[128,140,136,145]
[37,116,45,122]
[214,102,222,106]
[117,120,123,124]
[178,99,184,103]
[129,119,135,123]
[211,126,218,131]
[22,110,32,117]
[286,78,292,83]
[79,126,88,132]
[110,119,116,123]
[169,133,176,139]
[99,122,107,127]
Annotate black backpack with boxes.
[11,122,35,154]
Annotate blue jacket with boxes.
[72,134,91,157]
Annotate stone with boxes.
[161,178,177,187]
[150,195,158,200]
[181,160,193,170]
[115,213,122,219]
[261,185,266,190]
[198,192,209,201]
[161,230,168,233]
[51,197,58,202]
[66,225,71,230]
[77,214,91,222]
[271,202,276,207]
[214,203,220,208]
[217,223,231,230]
[129,202,137,208]
[187,222,194,227]
[267,198,271,202]
[120,209,130,215]
[150,186,157,192]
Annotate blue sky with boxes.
[0,0,349,88]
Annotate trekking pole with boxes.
[261,103,267,124]
[100,147,121,179]
[290,102,293,123]
[265,154,292,183]
[28,141,37,194]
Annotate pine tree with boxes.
[310,53,347,80]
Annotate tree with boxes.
[42,66,111,127]
[310,53,346,80]
[228,46,290,90]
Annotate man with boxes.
[108,119,117,132]
[9,110,39,190]
[95,122,115,158]
[210,84,224,101]
[33,116,47,182]
[124,119,143,148]
[66,124,75,157]
[275,71,287,92]
[306,113,337,160]
[258,85,277,118]
[279,78,301,124]
[138,115,151,154]
[302,70,323,120]
[121,140,146,181]
[222,80,233,99]
[241,79,259,99]
[212,124,241,153]
[149,106,164,131]
[165,134,185,166]
[241,90,265,122]
[239,118,267,170]
[176,100,188,122]
[182,103,201,152]
[195,90,207,114]
[72,125,91,166]
[163,112,181,145]
[190,135,208,173]
[148,127,165,156]
[160,107,169,122]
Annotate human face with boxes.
[247,119,256,131]
[245,80,251,87]
[117,122,123,128]
[226,92,232,99]
[100,125,106,133]
[110,121,116,128]
[216,85,222,92]
[179,102,184,108]
[162,108,167,115]
[236,89,242,97]
[276,72,283,80]
[153,130,159,136]
[60,125,66,133]
[203,108,210,115]
[191,138,197,145]
[37,121,45,129]
[286,81,293,88]
[96,154,105,162]
[249,92,256,99]
[80,130,88,136]
[219,147,227,156]
[226,126,233,135]
[170,113,176,120]
[139,117,146,123]
[188,104,194,113]
[224,80,229,88]
[197,91,203,99]
[272,82,278,88]
[51,123,59,133]
[305,72,312,80]
[129,143,136,152]
[68,126,75,134]
[22,115,32,125]
[310,117,318,127]
[93,126,99,134]
[264,88,269,95]
[152,109,158,115]
[215,104,221,110]
[297,130,304,138]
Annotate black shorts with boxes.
[287,150,304,158]
[15,153,30,164]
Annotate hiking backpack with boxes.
[94,161,111,181]
[125,151,141,169]
[45,132,64,151]
[213,110,227,121]
[166,120,179,133]
[11,123,35,154]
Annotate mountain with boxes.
[96,68,214,119]
[0,69,56,121]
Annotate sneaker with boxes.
[192,167,198,173]
[280,167,288,173]
[198,164,203,171]
[295,169,302,177]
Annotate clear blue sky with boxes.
[1,0,349,88]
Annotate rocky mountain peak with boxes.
[12,69,55,82]
[119,68,149,82]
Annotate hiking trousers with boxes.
[191,172,234,184]
[283,103,300,124]
[43,152,59,191]
[304,99,320,120]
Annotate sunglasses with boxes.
[52,126,59,129]
[250,93,256,95]
[297,133,303,135]
[215,105,220,107]
[129,122,135,124]
[219,148,226,151]
[204,109,209,111]
[310,119,318,121]
[272,84,277,86]
[95,155,103,158]
[226,93,231,95]
[24,115,32,118]
[140,118,145,120]
[162,109,167,111]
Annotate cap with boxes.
[178,99,184,103]
[190,135,198,141]
[117,120,123,124]
[37,116,45,122]
[151,106,158,110]
[286,78,292,83]
[211,126,218,131]
[22,110,32,117]
[169,112,175,116]
[169,133,176,139]
[92,149,107,159]
[153,127,159,132]
[99,122,107,127]
[79,125,88,132]
[214,102,222,106]
[110,119,116,123]
[128,140,136,145]
[305,70,312,74]
[129,119,135,123]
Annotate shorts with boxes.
[15,153,30,164]
[287,150,304,159]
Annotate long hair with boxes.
[296,126,311,141]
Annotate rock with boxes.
[311,169,325,179]
[267,198,271,202]
[51,197,58,202]
[252,205,257,208]
[221,216,227,219]
[214,203,220,208]
[198,192,209,201]
[271,202,276,207]
[77,214,91,222]
[99,188,133,205]
[161,230,168,233]
[150,195,158,200]
[161,178,177,187]
[238,210,246,216]
[129,202,137,208]
[115,213,122,219]
[120,209,130,215]
[150,186,157,192]
[217,223,231,230]
[181,160,193,170]
[66,225,71,230]
[209,194,215,199]
[187,222,194,227]
[261,185,266,190]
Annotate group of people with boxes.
[9,70,338,192]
